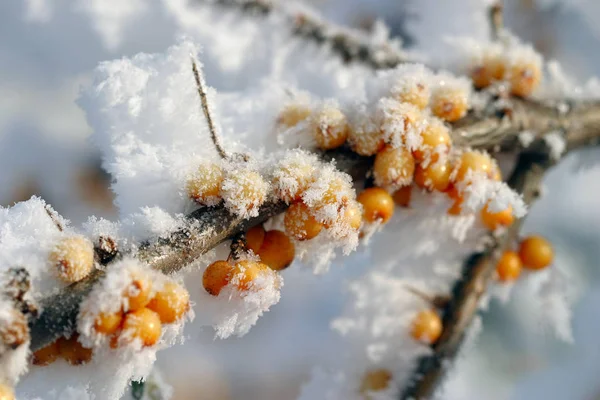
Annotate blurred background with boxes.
[2,0,600,399]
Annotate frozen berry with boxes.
[359,368,392,394]
[121,308,162,347]
[431,87,469,122]
[277,103,312,127]
[454,151,495,183]
[311,104,349,150]
[246,225,266,254]
[58,335,92,365]
[414,161,452,192]
[471,50,506,89]
[411,309,442,344]
[396,81,430,110]
[187,163,224,206]
[284,202,323,240]
[257,230,295,271]
[32,341,60,366]
[230,260,272,292]
[203,260,233,296]
[413,119,451,163]
[373,146,415,190]
[221,170,269,217]
[509,61,541,98]
[94,311,123,335]
[518,235,553,270]
[273,157,316,203]
[358,188,394,224]
[147,281,190,324]
[49,236,94,283]
[124,274,152,312]
[347,118,385,156]
[481,204,514,230]
[496,251,522,282]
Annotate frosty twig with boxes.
[489,2,504,41]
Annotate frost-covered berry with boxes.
[273,152,317,203]
[518,235,553,270]
[203,260,233,296]
[246,225,266,254]
[277,103,312,127]
[231,260,272,292]
[284,202,323,240]
[0,384,14,400]
[454,151,495,183]
[359,368,392,395]
[32,341,60,366]
[309,175,354,212]
[395,80,430,110]
[431,86,469,122]
[0,309,28,350]
[496,251,522,282]
[392,185,412,208]
[49,236,94,283]
[347,116,385,156]
[58,335,92,365]
[148,281,190,324]
[411,309,442,344]
[377,100,423,146]
[357,187,394,224]
[121,308,162,347]
[310,103,349,150]
[221,170,269,218]
[413,118,452,163]
[481,204,514,230]
[94,311,124,335]
[471,48,506,89]
[373,146,415,191]
[447,197,464,216]
[124,273,153,312]
[414,161,452,192]
[187,163,224,206]
[256,230,295,271]
[337,201,363,231]
[508,61,541,98]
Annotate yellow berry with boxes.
[0,310,28,350]
[359,368,392,395]
[231,260,272,291]
[122,308,162,347]
[471,53,506,89]
[221,170,268,215]
[58,335,92,365]
[392,185,412,208]
[0,384,14,400]
[277,104,312,127]
[373,146,415,190]
[378,101,423,141]
[49,236,94,283]
[496,251,522,282]
[311,105,349,150]
[357,187,394,224]
[273,159,316,203]
[481,204,514,230]
[414,161,452,192]
[203,260,234,296]
[396,81,430,110]
[186,163,224,205]
[246,225,266,254]
[32,341,60,366]
[94,311,124,335]
[431,87,469,122]
[519,235,553,270]
[284,202,323,240]
[257,230,295,271]
[454,151,495,183]
[347,120,385,156]
[339,201,363,230]
[509,62,541,98]
[124,274,152,312]
[411,309,443,344]
[413,119,451,163]
[147,281,190,324]
[312,176,353,210]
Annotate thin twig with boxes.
[44,204,63,232]
[489,1,504,41]
[191,56,228,159]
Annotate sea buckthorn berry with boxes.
[94,311,124,335]
[378,101,423,143]
[411,309,443,344]
[496,251,522,282]
[447,197,464,216]
[481,204,514,230]
[357,188,394,224]
[396,81,430,110]
[312,176,353,210]
[339,201,363,230]
[124,274,152,312]
[0,310,28,350]
[347,118,385,156]
[221,170,269,216]
[49,236,94,283]
[122,308,162,347]
[414,161,452,192]
[509,61,542,98]
[203,260,234,296]
[471,51,506,89]
[273,158,316,203]
[186,163,224,205]
[284,202,323,240]
[0,384,14,400]
[359,368,392,395]
[147,281,190,324]
[519,235,553,270]
[373,146,416,191]
[413,119,451,163]
[454,151,495,183]
[32,341,60,366]
[277,103,312,127]
[246,225,266,254]
[491,163,502,181]
[231,260,272,291]
[431,87,469,122]
[58,335,92,365]
[310,104,349,150]
[392,185,412,208]
[256,230,295,271]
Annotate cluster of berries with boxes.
[496,235,554,282]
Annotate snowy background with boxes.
[1,0,600,399]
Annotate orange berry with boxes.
[122,308,162,347]
[32,341,60,366]
[411,309,442,344]
[373,146,415,190]
[348,119,385,156]
[147,281,190,324]
[509,62,541,98]
[357,187,394,224]
[447,197,464,216]
[392,185,412,208]
[496,251,522,282]
[273,158,316,203]
[94,311,124,335]
[311,105,349,150]
[246,225,266,254]
[58,335,92,365]
[257,230,295,271]
[203,260,234,296]
[124,274,152,312]
[313,176,353,209]
[284,202,323,240]
[49,236,94,283]
[230,260,272,291]
[0,309,28,350]
[221,170,268,216]
[471,52,506,89]
[413,119,451,163]
[519,235,553,270]
[0,384,14,400]
[338,201,362,230]
[481,204,514,230]
[414,161,452,192]
[431,87,469,122]
[455,151,495,183]
[277,104,312,127]
[187,163,224,205]
[396,81,430,110]
[359,368,392,395]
